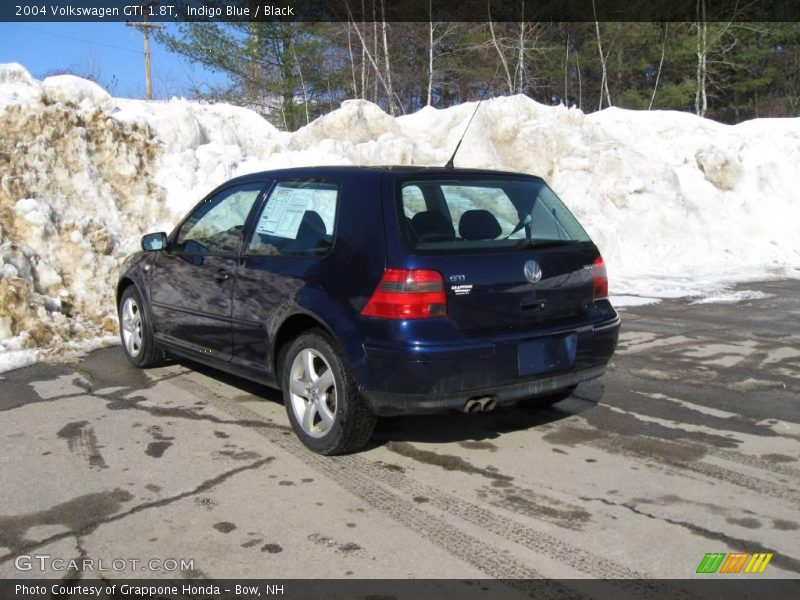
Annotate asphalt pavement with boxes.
[1,280,798,586]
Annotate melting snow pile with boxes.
[1,62,799,371]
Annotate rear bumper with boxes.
[362,364,606,416]
[357,313,620,416]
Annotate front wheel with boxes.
[281,330,376,455]
[118,286,166,368]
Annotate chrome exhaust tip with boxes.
[463,399,482,414]
[481,398,497,412]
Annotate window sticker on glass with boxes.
[255,186,314,239]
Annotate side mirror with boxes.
[141,232,168,252]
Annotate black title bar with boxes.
[2,579,799,600]
[3,0,800,23]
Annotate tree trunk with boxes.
[593,1,612,109]
[649,23,668,110]
[380,0,396,115]
[279,25,294,130]
[515,1,526,94]
[346,21,358,98]
[360,0,366,97]
[372,3,378,103]
[427,0,434,106]
[291,39,310,125]
[516,22,525,93]
[564,31,569,104]
[347,19,358,98]
[249,23,260,99]
[695,0,708,117]
[576,43,582,110]
[347,7,398,113]
[488,2,513,95]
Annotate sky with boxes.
[0,22,229,99]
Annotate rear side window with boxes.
[398,178,591,254]
[247,179,338,256]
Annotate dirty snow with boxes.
[690,289,777,305]
[608,296,663,308]
[1,62,798,370]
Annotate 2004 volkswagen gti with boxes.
[117,166,620,454]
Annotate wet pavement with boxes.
[0,280,798,583]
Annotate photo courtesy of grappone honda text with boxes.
[117,166,620,454]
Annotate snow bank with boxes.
[1,62,798,370]
[41,74,112,112]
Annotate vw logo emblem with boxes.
[524,260,542,283]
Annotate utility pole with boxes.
[126,2,164,101]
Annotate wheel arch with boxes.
[271,312,338,385]
[116,277,136,306]
[115,273,156,328]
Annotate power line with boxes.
[14,24,164,57]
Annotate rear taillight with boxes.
[592,256,608,300]
[361,269,447,319]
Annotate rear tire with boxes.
[118,286,166,368]
[281,330,376,455]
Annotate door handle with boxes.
[214,270,230,282]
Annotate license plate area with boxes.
[517,333,578,376]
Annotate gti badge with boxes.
[524,260,542,283]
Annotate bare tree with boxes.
[428,13,436,105]
[426,0,455,106]
[695,0,739,117]
[575,39,582,110]
[290,39,311,125]
[649,23,668,110]
[346,21,358,98]
[372,3,378,102]
[360,0,366,97]
[563,31,570,104]
[379,0,397,114]
[592,0,612,109]
[513,1,527,93]
[487,2,513,94]
[346,2,396,113]
[695,0,708,116]
[485,0,541,96]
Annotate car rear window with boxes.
[398,178,591,254]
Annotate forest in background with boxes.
[155,5,800,130]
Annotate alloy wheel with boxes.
[120,297,143,358]
[288,348,337,438]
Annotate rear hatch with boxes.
[438,244,597,333]
[391,174,601,334]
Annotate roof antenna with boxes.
[445,99,483,169]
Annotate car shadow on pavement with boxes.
[370,390,602,447]
[173,357,284,403]
[172,355,604,449]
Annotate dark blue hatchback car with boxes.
[117,166,619,453]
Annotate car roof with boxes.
[223,165,543,185]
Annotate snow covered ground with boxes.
[1,62,798,371]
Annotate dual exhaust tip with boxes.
[463,397,497,414]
